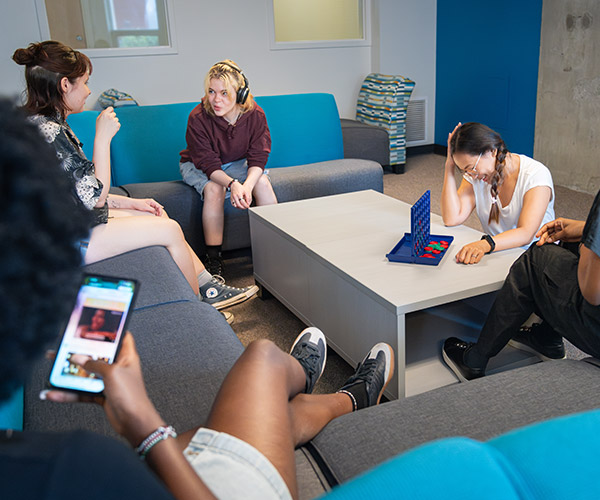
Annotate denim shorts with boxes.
[180,159,269,201]
[183,428,292,500]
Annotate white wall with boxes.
[378,0,437,145]
[2,0,372,118]
[1,0,436,135]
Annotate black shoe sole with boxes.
[508,339,566,362]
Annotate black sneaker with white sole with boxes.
[290,327,327,394]
[200,276,259,310]
[508,323,566,361]
[337,343,394,411]
[442,337,486,382]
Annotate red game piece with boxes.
[424,246,432,252]
[422,253,435,258]
[433,249,441,254]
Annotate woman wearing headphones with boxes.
[180,60,278,276]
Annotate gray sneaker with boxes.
[337,343,394,411]
[200,276,259,310]
[290,327,327,394]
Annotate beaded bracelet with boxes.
[135,425,178,459]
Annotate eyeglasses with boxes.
[460,152,482,177]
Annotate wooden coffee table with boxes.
[249,190,537,398]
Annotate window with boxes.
[35,0,177,57]
[268,0,371,50]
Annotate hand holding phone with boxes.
[48,274,138,394]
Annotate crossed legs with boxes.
[176,339,352,499]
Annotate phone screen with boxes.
[49,274,138,394]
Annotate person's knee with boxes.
[244,339,286,367]
[204,181,226,202]
[254,175,272,192]
[159,217,185,242]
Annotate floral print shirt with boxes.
[32,113,108,226]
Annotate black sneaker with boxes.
[203,253,224,278]
[337,343,394,411]
[290,327,327,394]
[199,276,259,310]
[290,326,327,394]
[508,324,566,361]
[442,337,485,382]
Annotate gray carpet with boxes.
[223,152,596,395]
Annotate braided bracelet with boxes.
[135,425,177,459]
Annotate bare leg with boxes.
[177,339,352,499]
[110,207,207,279]
[253,175,278,206]
[85,215,200,294]
[202,181,226,246]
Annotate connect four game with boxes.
[386,190,454,266]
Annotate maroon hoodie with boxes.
[180,101,271,178]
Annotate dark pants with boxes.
[466,243,600,369]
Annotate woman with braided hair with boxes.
[441,122,555,264]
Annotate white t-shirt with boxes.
[465,154,555,241]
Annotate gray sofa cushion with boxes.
[341,118,390,167]
[83,246,198,309]
[308,359,600,485]
[24,247,244,437]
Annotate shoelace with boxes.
[294,342,321,383]
[210,276,249,292]
[344,357,383,390]
[211,275,225,285]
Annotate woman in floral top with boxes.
[12,41,258,317]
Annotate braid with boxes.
[488,146,508,224]
[450,122,510,226]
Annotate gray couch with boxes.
[115,158,383,255]
[24,245,600,499]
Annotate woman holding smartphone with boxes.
[12,41,258,318]
[441,122,555,264]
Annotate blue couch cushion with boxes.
[0,387,23,431]
[66,110,100,163]
[255,93,344,168]
[322,409,600,499]
[69,94,345,185]
[111,102,199,185]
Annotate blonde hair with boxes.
[203,60,254,115]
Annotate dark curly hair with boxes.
[12,41,92,119]
[0,98,91,402]
[450,122,509,224]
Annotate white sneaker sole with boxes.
[212,285,259,310]
[371,342,394,404]
[222,311,235,325]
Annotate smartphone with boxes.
[49,274,139,394]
